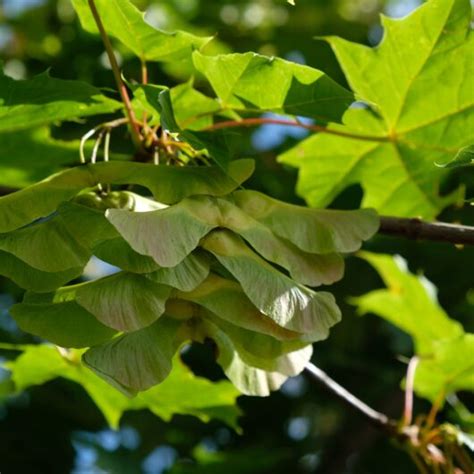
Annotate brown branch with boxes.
[305,362,398,434]
[203,117,389,143]
[379,216,474,246]
[88,0,142,148]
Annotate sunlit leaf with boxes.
[2,345,240,429]
[202,230,341,341]
[0,160,254,233]
[71,0,211,62]
[193,51,353,122]
[353,252,463,353]
[352,252,473,403]
[233,190,379,254]
[280,0,473,218]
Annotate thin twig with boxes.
[379,216,474,246]
[305,362,397,433]
[203,117,389,143]
[403,356,420,426]
[87,0,142,148]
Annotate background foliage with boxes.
[0,1,472,473]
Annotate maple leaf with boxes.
[280,0,473,218]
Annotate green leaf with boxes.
[109,195,348,286]
[0,70,121,132]
[83,316,182,394]
[107,197,217,267]
[414,335,474,402]
[202,230,341,341]
[193,51,353,122]
[0,128,82,188]
[203,318,294,396]
[0,214,90,272]
[280,0,473,218]
[10,301,116,348]
[73,273,173,332]
[146,253,210,292]
[157,88,247,165]
[352,252,473,403]
[0,160,254,233]
[353,252,463,353]
[233,190,379,254]
[71,0,211,63]
[0,250,83,292]
[442,144,474,169]
[137,82,222,130]
[133,359,241,428]
[178,274,302,341]
[2,345,240,429]
[205,312,311,374]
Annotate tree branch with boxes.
[88,0,142,148]
[379,216,474,246]
[305,362,397,434]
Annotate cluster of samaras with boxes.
[0,159,378,396]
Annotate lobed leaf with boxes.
[352,252,472,403]
[2,345,241,429]
[280,0,474,218]
[353,252,463,353]
[71,0,211,63]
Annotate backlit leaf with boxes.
[71,0,211,62]
[193,51,353,122]
[280,0,473,218]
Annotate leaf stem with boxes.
[403,356,420,426]
[87,0,142,148]
[305,362,397,434]
[203,117,389,143]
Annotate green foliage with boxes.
[0,0,472,468]
[0,344,240,429]
[280,0,473,218]
[353,252,474,403]
[71,0,211,62]
[0,70,121,132]
[3,173,376,395]
[192,51,353,122]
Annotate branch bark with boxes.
[379,216,474,246]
